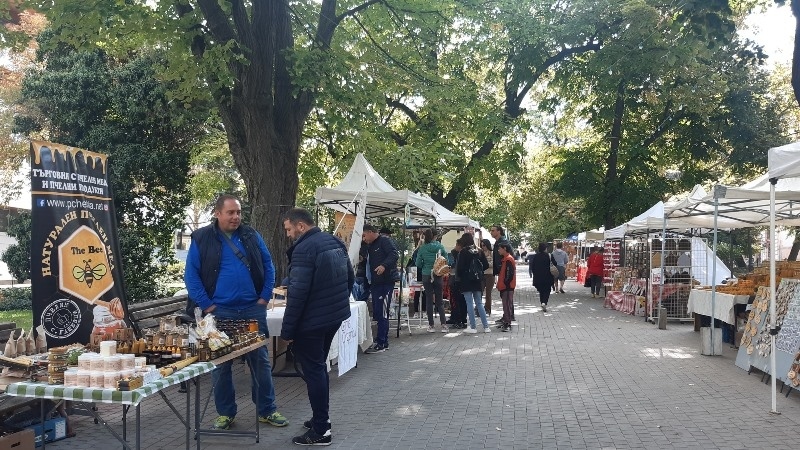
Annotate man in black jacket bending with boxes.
[282,208,354,446]
[361,224,399,353]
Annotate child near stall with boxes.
[496,243,517,332]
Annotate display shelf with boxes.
[648,235,704,323]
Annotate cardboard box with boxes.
[27,418,66,448]
[0,428,35,450]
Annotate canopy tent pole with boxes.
[769,178,779,414]
[710,195,719,355]
[396,223,407,338]
[658,215,666,323]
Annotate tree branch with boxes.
[386,97,421,124]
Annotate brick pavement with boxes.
[46,268,800,449]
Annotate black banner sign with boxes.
[30,140,128,346]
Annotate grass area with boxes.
[0,309,33,331]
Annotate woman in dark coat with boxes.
[531,242,555,312]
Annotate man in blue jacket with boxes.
[361,224,399,353]
[282,208,354,446]
[184,194,287,431]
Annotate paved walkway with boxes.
[47,268,800,449]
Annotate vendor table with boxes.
[266,302,372,373]
[604,291,638,315]
[5,362,215,450]
[687,289,751,326]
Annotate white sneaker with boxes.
[427,326,436,333]
[484,327,491,333]
[464,328,477,334]
[441,325,449,333]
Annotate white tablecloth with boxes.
[266,302,372,360]
[686,289,751,325]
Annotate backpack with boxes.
[465,254,484,282]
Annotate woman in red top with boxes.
[496,243,516,332]
[586,246,605,298]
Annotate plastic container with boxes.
[104,371,120,389]
[104,355,121,372]
[76,370,91,387]
[78,353,97,370]
[89,356,105,371]
[99,341,117,357]
[120,354,135,370]
[134,357,146,368]
[120,369,135,379]
[63,369,78,387]
[89,371,104,388]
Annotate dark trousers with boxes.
[292,323,341,434]
[590,275,603,295]
[535,283,551,305]
[500,289,515,325]
[448,292,467,323]
[370,283,394,346]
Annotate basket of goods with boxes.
[716,279,755,296]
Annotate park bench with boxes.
[127,294,190,336]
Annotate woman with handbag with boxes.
[531,242,556,312]
[415,228,450,333]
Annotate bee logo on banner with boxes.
[30,140,129,346]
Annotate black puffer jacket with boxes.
[365,235,398,285]
[456,246,489,293]
[281,227,354,340]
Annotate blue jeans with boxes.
[292,323,341,434]
[370,283,394,347]
[211,303,276,418]
[463,290,489,329]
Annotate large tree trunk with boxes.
[196,0,342,280]
[603,79,626,229]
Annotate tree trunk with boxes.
[603,79,626,228]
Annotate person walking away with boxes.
[456,233,491,333]
[532,242,556,312]
[416,228,449,332]
[446,242,468,328]
[552,242,569,293]
[525,250,536,285]
[184,194,287,431]
[496,243,516,332]
[361,224,399,353]
[587,246,605,298]
[480,239,494,315]
[281,208,353,446]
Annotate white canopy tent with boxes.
[314,153,479,260]
[662,141,800,413]
[578,228,605,241]
[413,193,479,229]
[603,185,709,239]
[314,153,439,221]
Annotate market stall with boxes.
[665,140,800,412]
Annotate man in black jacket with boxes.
[361,224,399,353]
[282,208,354,446]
